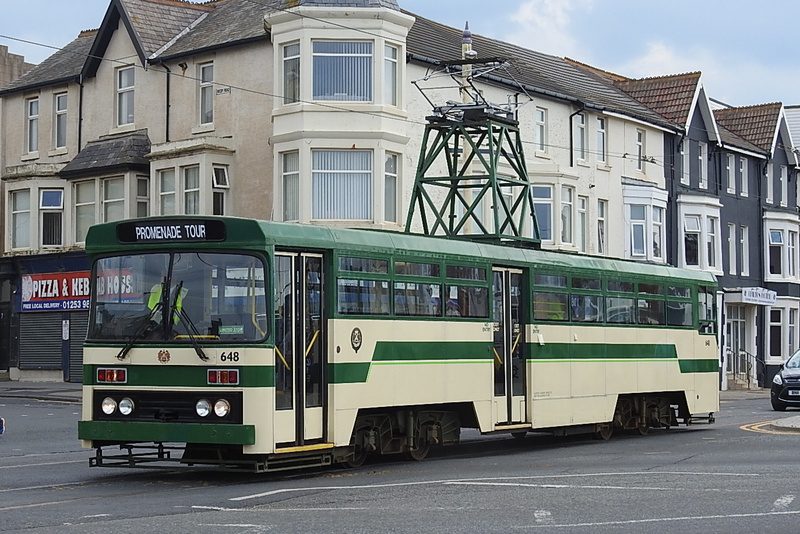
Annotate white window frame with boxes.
[532,185,553,242]
[596,117,606,163]
[790,230,797,277]
[25,97,39,154]
[636,129,646,171]
[766,163,774,204]
[282,151,299,221]
[728,223,736,275]
[597,199,607,255]
[680,141,689,185]
[183,166,201,215]
[577,195,588,252]
[54,93,68,149]
[535,107,548,153]
[740,157,748,197]
[781,165,788,207]
[706,216,717,268]
[677,196,723,272]
[575,114,586,161]
[560,185,574,244]
[212,165,228,217]
[726,154,735,194]
[74,180,96,244]
[683,215,701,266]
[39,189,64,248]
[282,41,300,105]
[312,40,373,103]
[158,168,176,215]
[384,44,398,107]
[769,307,784,361]
[102,177,125,223]
[136,176,149,218]
[311,149,373,220]
[199,62,214,125]
[740,225,749,276]
[652,206,664,260]
[630,204,647,257]
[116,66,135,127]
[698,142,707,189]
[769,229,784,276]
[384,152,399,223]
[10,188,31,249]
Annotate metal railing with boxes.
[726,348,766,389]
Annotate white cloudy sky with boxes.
[2,0,797,106]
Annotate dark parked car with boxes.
[771,350,800,411]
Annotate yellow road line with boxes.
[740,421,800,435]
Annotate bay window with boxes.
[136,176,149,217]
[102,177,124,222]
[385,153,398,223]
[532,186,553,241]
[683,215,701,266]
[384,44,398,106]
[183,166,200,215]
[74,181,96,243]
[597,199,607,255]
[282,152,299,221]
[282,42,300,104]
[561,186,573,244]
[312,150,372,220]
[212,166,229,216]
[40,189,63,247]
[706,216,717,268]
[11,189,31,249]
[769,230,783,275]
[652,207,664,259]
[630,205,646,257]
[577,195,587,252]
[159,169,176,215]
[313,41,372,102]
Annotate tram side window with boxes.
[394,282,441,316]
[395,261,440,277]
[638,283,662,295]
[339,257,389,274]
[607,280,634,293]
[533,292,568,321]
[534,274,567,287]
[666,301,693,326]
[606,297,635,324]
[637,298,665,325]
[446,265,487,281]
[570,294,603,322]
[445,285,488,318]
[572,277,601,290]
[337,279,390,315]
[698,286,716,333]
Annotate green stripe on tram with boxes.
[373,341,493,361]
[678,359,720,373]
[83,365,275,387]
[528,343,678,360]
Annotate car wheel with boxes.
[771,399,787,411]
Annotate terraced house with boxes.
[0,0,796,388]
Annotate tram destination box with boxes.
[117,219,226,243]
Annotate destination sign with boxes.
[117,220,226,243]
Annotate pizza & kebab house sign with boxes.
[21,271,91,312]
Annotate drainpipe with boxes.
[569,105,585,167]
[78,74,84,150]
[163,64,171,142]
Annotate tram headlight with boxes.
[119,397,135,416]
[214,399,231,418]
[773,373,784,386]
[101,397,117,415]
[195,399,211,417]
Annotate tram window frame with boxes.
[532,272,571,322]
[446,265,487,281]
[334,252,392,317]
[571,276,601,290]
[336,278,391,316]
[394,281,441,317]
[441,262,490,319]
[533,291,569,321]
[338,256,389,274]
[698,286,717,334]
[394,259,441,278]
[607,280,635,293]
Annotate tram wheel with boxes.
[345,428,371,468]
[637,423,650,436]
[595,423,613,441]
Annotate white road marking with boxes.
[82,514,111,518]
[0,482,85,493]
[230,471,759,502]
[192,506,245,512]
[0,500,75,512]
[533,510,552,524]
[514,509,800,529]
[0,460,85,470]
[445,481,677,491]
[772,494,795,512]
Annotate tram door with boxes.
[492,268,526,425]
[274,252,325,446]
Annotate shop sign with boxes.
[21,271,90,312]
[741,287,777,306]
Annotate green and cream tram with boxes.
[78,216,719,471]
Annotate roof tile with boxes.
[714,103,782,152]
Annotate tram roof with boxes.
[86,217,716,285]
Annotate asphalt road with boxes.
[0,394,798,533]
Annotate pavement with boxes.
[0,380,799,431]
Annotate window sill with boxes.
[534,150,550,160]
[575,160,590,169]
[192,123,215,135]
[596,163,611,172]
[48,148,68,157]
[726,188,736,195]
[110,124,136,135]
[740,193,749,198]
[20,152,39,162]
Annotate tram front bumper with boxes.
[78,420,255,445]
